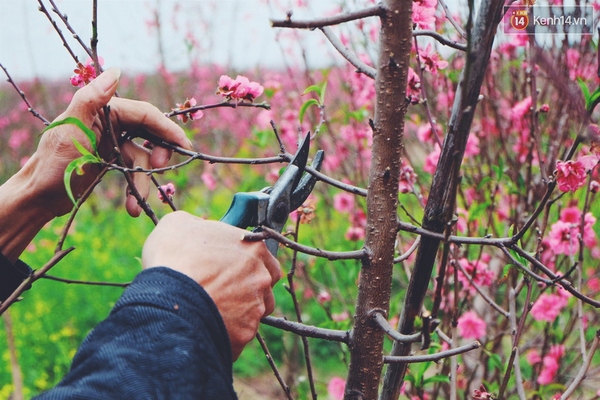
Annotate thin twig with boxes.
[166,100,271,119]
[383,341,480,363]
[244,227,367,260]
[152,175,177,212]
[413,30,467,51]
[0,63,50,125]
[41,275,130,288]
[394,236,420,263]
[37,0,79,64]
[438,0,467,38]
[255,332,294,400]
[270,4,386,29]
[455,259,509,318]
[320,26,377,79]
[373,312,422,343]
[48,0,94,60]
[261,316,350,343]
[508,287,527,400]
[0,248,75,315]
[560,330,600,400]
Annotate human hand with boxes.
[141,211,282,360]
[25,66,192,217]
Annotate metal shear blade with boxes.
[220,133,324,256]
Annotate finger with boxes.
[121,141,152,217]
[59,67,121,127]
[150,146,173,169]
[263,290,276,317]
[108,97,192,150]
[261,248,282,287]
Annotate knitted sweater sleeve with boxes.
[34,267,238,400]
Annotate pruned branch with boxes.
[413,30,467,51]
[261,316,350,343]
[383,341,480,363]
[270,4,386,29]
[373,312,421,343]
[244,227,367,261]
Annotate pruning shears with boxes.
[220,133,324,256]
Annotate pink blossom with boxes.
[412,2,436,29]
[317,290,332,304]
[526,349,542,364]
[201,171,217,191]
[217,75,264,102]
[511,97,532,121]
[472,385,494,400]
[70,57,103,87]
[539,104,550,113]
[538,355,559,385]
[416,124,442,143]
[530,293,567,322]
[327,377,345,400]
[424,145,441,174]
[464,134,480,158]
[406,67,421,100]
[555,160,587,192]
[399,162,418,194]
[332,311,350,322]
[419,43,448,74]
[548,209,597,255]
[174,97,203,123]
[456,258,495,294]
[457,311,486,340]
[345,226,365,241]
[334,192,355,213]
[8,129,29,150]
[157,182,176,203]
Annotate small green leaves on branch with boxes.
[299,82,326,124]
[41,117,102,205]
[577,77,600,115]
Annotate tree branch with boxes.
[270,4,386,29]
[0,63,50,125]
[261,316,350,343]
[383,341,480,363]
[373,312,422,343]
[320,27,377,79]
[244,227,367,261]
[413,30,467,51]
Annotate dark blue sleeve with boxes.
[34,267,238,400]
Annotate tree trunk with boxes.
[380,1,505,399]
[344,1,413,399]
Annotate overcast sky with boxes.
[0,0,344,81]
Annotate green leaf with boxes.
[299,98,320,124]
[42,116,98,154]
[63,154,101,205]
[423,375,450,386]
[589,86,600,113]
[487,352,504,372]
[302,84,322,98]
[578,77,591,105]
[319,81,327,104]
[71,138,94,158]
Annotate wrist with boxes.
[0,158,55,262]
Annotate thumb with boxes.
[64,66,121,126]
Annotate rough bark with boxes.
[344,1,413,399]
[380,1,505,399]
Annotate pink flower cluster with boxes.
[412,0,437,29]
[217,75,264,102]
[333,191,366,242]
[547,206,597,256]
[555,153,599,192]
[70,57,102,87]
[418,43,448,75]
[327,377,345,400]
[455,256,495,295]
[157,182,176,203]
[530,290,569,322]
[528,345,565,385]
[173,97,203,123]
[457,311,486,340]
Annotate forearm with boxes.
[0,157,55,262]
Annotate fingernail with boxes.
[95,66,121,92]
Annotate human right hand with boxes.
[141,211,282,360]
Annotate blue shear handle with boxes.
[220,192,263,228]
